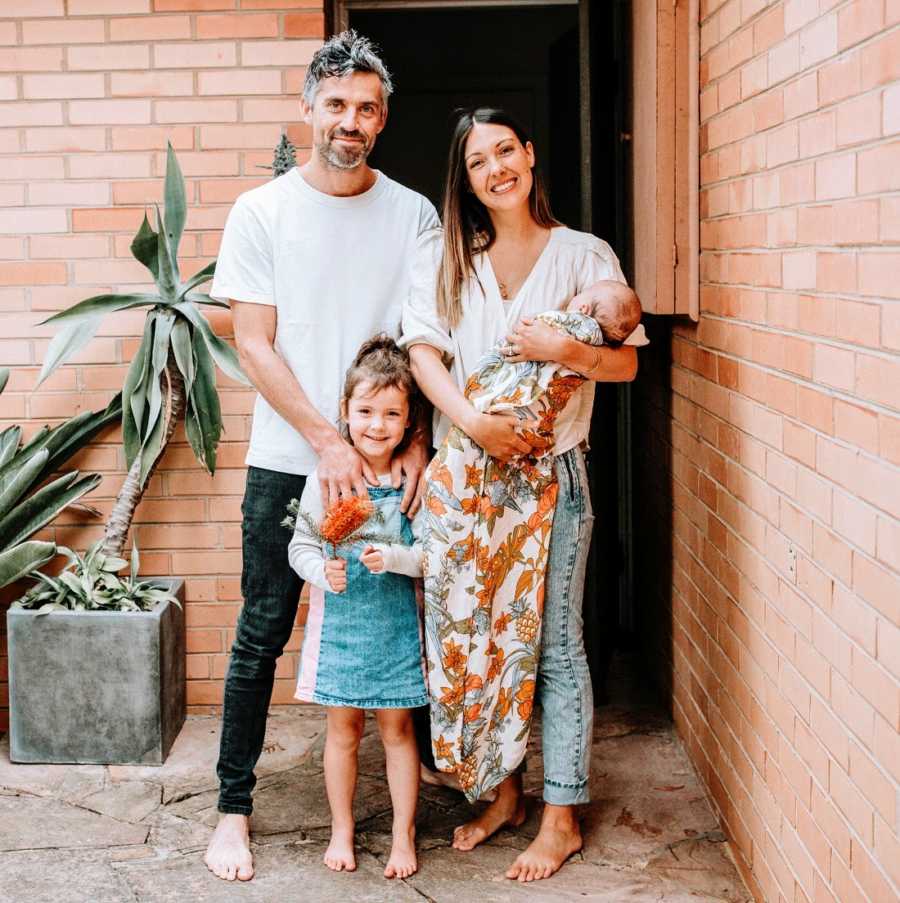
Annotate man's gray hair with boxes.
[302,30,393,106]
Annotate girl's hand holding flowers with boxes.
[325,558,347,593]
[360,544,384,574]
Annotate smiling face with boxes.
[463,122,536,213]
[342,381,410,471]
[301,71,387,171]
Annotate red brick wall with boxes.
[0,2,325,728]
[634,2,899,900]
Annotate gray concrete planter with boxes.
[6,578,186,765]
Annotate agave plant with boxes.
[0,367,120,588]
[36,143,248,559]
[260,132,297,178]
[12,538,180,614]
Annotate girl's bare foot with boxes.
[204,813,254,882]
[505,805,582,882]
[452,775,525,851]
[384,825,417,879]
[323,824,356,872]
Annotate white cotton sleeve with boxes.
[400,228,454,362]
[576,237,627,290]
[209,195,275,306]
[371,507,425,577]
[286,475,330,592]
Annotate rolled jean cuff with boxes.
[218,801,253,816]
[543,777,590,806]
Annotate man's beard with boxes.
[318,128,371,170]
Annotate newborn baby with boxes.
[567,279,642,346]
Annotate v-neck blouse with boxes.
[402,226,648,454]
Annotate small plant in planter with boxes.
[7,144,248,765]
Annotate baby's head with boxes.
[339,335,424,457]
[568,280,642,346]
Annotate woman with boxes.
[402,108,646,883]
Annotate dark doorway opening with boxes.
[352,5,582,228]
[346,2,632,697]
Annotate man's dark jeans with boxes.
[217,466,306,815]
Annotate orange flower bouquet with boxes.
[282,494,396,557]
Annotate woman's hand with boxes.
[324,558,347,593]
[360,545,385,574]
[390,434,430,516]
[503,317,567,363]
[465,411,535,461]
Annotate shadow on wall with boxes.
[631,316,675,712]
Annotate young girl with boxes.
[288,336,428,880]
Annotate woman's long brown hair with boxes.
[437,108,562,327]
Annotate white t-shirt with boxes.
[211,169,439,476]
[401,226,648,454]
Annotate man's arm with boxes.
[230,300,374,502]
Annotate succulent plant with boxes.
[35,143,249,559]
[0,367,120,589]
[12,538,180,614]
[261,132,297,178]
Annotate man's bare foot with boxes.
[384,825,417,879]
[452,775,525,851]
[324,824,356,872]
[505,805,582,882]
[204,813,254,882]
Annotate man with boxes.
[204,31,438,882]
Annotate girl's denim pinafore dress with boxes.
[295,484,429,709]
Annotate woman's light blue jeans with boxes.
[539,446,595,806]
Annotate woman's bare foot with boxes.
[204,813,254,882]
[505,804,582,882]
[419,763,462,791]
[452,774,525,851]
[384,825,417,879]
[323,824,356,872]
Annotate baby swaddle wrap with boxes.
[420,311,604,802]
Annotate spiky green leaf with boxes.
[123,321,154,466]
[0,448,49,524]
[182,291,229,309]
[37,317,102,387]
[0,368,8,394]
[170,316,194,400]
[130,212,159,279]
[0,471,101,551]
[187,329,221,473]
[39,293,159,327]
[174,301,248,385]
[177,260,216,300]
[0,425,21,469]
[163,141,187,257]
[0,541,56,589]
[155,205,179,301]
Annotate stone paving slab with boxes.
[0,662,752,903]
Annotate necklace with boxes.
[498,281,510,300]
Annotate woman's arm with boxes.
[504,317,638,382]
[408,343,534,460]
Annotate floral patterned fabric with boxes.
[421,310,604,802]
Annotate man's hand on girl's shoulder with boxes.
[392,435,431,516]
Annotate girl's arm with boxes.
[287,478,331,592]
[408,343,534,460]
[362,509,426,577]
